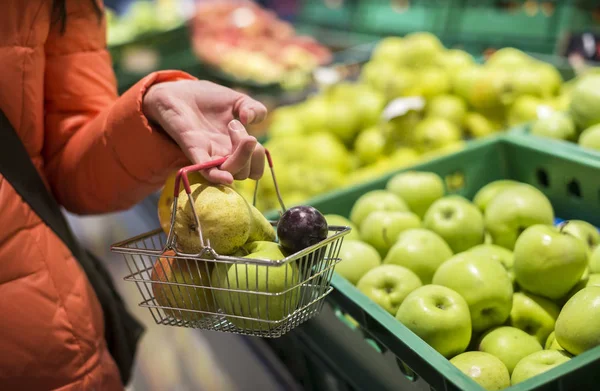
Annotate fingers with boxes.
[235,96,268,125]
[249,144,266,180]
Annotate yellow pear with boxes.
[157,171,207,235]
[247,203,276,243]
[173,182,252,255]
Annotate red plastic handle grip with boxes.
[172,148,274,198]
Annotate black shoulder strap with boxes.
[0,109,144,385]
[0,112,87,260]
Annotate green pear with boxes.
[478,326,543,374]
[174,183,252,255]
[433,252,513,332]
[384,228,453,284]
[349,190,409,228]
[450,351,511,390]
[530,112,577,141]
[247,204,276,243]
[425,94,468,126]
[412,117,462,153]
[472,180,522,213]
[511,350,571,385]
[211,243,301,331]
[555,286,600,355]
[484,184,554,250]
[485,47,532,70]
[513,224,588,300]
[509,292,560,345]
[386,171,446,219]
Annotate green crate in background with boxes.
[445,0,562,54]
[354,0,451,36]
[557,0,600,36]
[289,134,600,391]
[297,0,357,29]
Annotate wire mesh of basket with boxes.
[110,151,351,338]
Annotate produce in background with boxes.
[189,1,331,87]
[106,0,185,46]
[527,71,600,152]
[329,170,600,389]
[245,34,567,213]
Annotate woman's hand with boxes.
[142,80,267,185]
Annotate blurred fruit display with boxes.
[189,0,332,88]
[236,32,569,214]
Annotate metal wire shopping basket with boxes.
[110,151,351,338]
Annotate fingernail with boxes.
[247,109,256,124]
[228,119,244,132]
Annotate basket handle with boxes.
[172,149,285,212]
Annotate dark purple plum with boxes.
[277,206,328,254]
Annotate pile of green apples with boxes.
[529,70,600,152]
[242,33,567,213]
[330,171,600,390]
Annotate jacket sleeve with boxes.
[43,2,192,215]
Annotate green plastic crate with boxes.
[447,0,562,41]
[297,0,358,29]
[285,133,600,391]
[511,123,600,162]
[354,0,451,36]
[557,0,600,36]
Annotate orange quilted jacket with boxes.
[0,1,193,389]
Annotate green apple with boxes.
[579,124,600,151]
[560,220,600,254]
[360,60,398,93]
[511,350,571,385]
[326,100,361,143]
[360,211,422,257]
[354,126,387,166]
[412,117,462,153]
[464,111,501,139]
[559,273,600,305]
[467,244,515,285]
[426,94,468,126]
[334,240,381,285]
[590,245,600,273]
[212,246,301,330]
[545,331,567,351]
[478,326,543,374]
[530,112,577,141]
[357,87,386,128]
[305,132,353,173]
[324,214,360,241]
[472,180,521,213]
[370,36,405,64]
[555,286,600,355]
[486,47,532,70]
[433,252,513,332]
[450,351,511,390]
[350,190,408,228]
[396,285,471,358]
[356,264,422,315]
[386,171,446,218]
[513,224,588,299]
[437,49,475,71]
[569,75,600,130]
[509,292,560,345]
[423,196,485,253]
[299,96,330,133]
[384,228,453,284]
[484,184,555,250]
